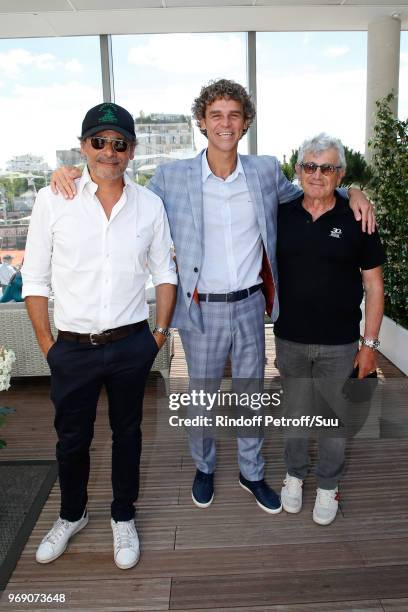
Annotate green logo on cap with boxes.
[98,103,118,124]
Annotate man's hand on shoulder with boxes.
[51,166,81,200]
[348,187,376,234]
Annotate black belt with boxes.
[198,284,262,303]
[58,321,147,346]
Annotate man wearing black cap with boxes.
[22,103,177,569]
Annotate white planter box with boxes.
[361,310,408,375]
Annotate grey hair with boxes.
[297,133,346,169]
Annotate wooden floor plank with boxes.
[169,567,408,609]
[174,515,408,550]
[381,598,408,611]
[358,538,408,567]
[171,603,383,612]
[0,578,171,612]
[8,540,363,584]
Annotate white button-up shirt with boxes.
[0,262,15,286]
[22,167,177,333]
[197,151,262,293]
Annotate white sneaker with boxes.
[281,473,303,514]
[36,511,88,564]
[313,487,339,525]
[111,518,140,569]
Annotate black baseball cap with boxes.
[81,102,136,141]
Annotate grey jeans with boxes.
[275,336,358,489]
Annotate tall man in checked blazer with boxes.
[51,79,374,514]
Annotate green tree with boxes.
[369,93,408,328]
[135,174,149,187]
[280,154,295,182]
[342,147,372,189]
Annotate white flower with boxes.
[0,346,15,392]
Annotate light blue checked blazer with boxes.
[148,151,301,332]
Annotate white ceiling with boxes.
[0,1,407,38]
[0,0,406,7]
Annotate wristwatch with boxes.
[153,326,171,339]
[360,336,380,350]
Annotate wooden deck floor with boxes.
[0,328,407,611]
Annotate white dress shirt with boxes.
[198,151,263,293]
[22,167,177,333]
[0,263,15,286]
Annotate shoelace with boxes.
[284,475,302,493]
[317,489,337,508]
[43,518,71,545]
[112,521,137,551]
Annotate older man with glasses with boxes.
[276,133,385,526]
[22,103,177,569]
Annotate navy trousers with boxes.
[47,322,158,522]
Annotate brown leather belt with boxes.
[58,321,147,346]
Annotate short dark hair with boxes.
[191,79,256,137]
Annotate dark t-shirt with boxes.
[274,194,386,345]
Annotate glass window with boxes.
[399,30,408,120]
[0,36,102,267]
[111,33,247,185]
[256,32,367,163]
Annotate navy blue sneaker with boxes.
[192,469,214,508]
[239,473,282,514]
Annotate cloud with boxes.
[0,81,101,169]
[127,33,244,77]
[0,49,85,80]
[303,33,312,46]
[0,49,56,78]
[303,64,318,73]
[65,59,84,74]
[324,46,350,58]
[400,52,408,65]
[398,64,408,120]
[257,67,367,161]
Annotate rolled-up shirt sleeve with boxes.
[21,189,53,298]
[147,202,178,287]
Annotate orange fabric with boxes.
[193,287,200,305]
[260,246,275,317]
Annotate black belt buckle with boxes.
[226,291,236,302]
[89,333,101,346]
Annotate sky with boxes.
[0,30,406,170]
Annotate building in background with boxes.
[56,148,82,167]
[129,113,196,182]
[6,154,50,174]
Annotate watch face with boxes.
[363,339,380,349]
[154,327,171,338]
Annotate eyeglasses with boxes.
[300,162,342,176]
[90,136,130,153]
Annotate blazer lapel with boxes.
[241,156,268,250]
[187,153,204,248]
